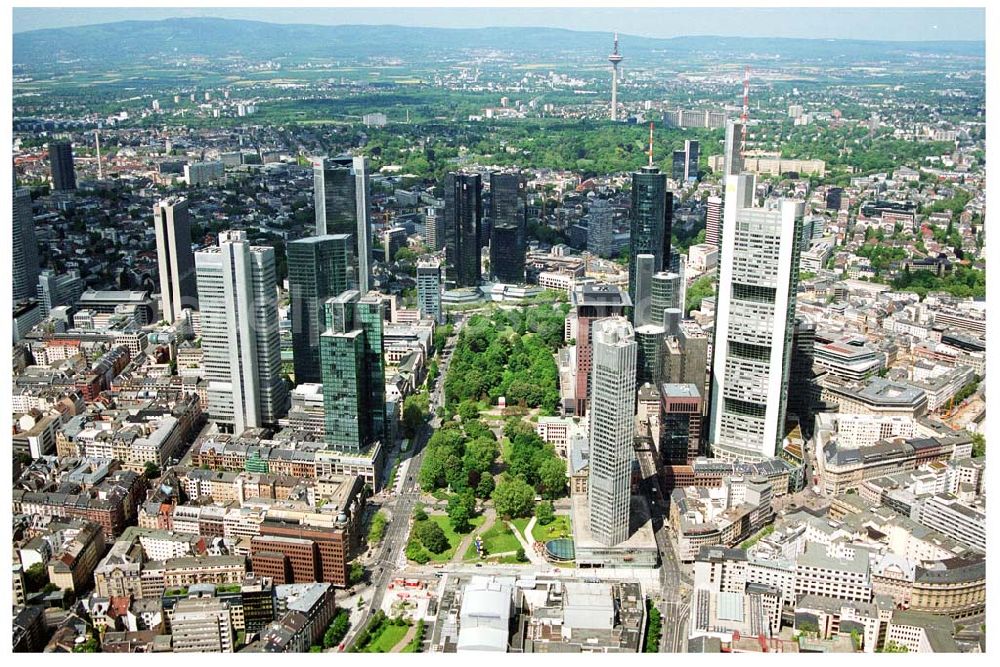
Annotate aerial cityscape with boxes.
[8,5,989,656]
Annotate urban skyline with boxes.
[8,7,989,656]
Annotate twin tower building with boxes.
[153,156,385,450]
[587,121,804,546]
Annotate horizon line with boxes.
[12,15,987,44]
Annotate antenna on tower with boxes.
[740,66,751,158]
[648,122,654,167]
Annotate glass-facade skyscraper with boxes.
[444,172,483,288]
[48,141,76,191]
[288,234,354,384]
[489,171,526,284]
[313,155,372,292]
[628,165,672,304]
[13,186,39,303]
[320,290,386,452]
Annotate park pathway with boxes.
[508,519,547,567]
[451,508,497,563]
[389,624,418,653]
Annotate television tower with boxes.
[740,65,750,157]
[608,33,624,121]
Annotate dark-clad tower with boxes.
[489,171,527,284]
[444,172,483,288]
[48,141,76,191]
[629,165,672,304]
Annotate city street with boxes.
[635,444,691,653]
[342,315,464,651]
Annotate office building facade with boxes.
[288,235,353,384]
[154,197,198,323]
[196,231,289,435]
[320,291,386,452]
[587,199,615,258]
[628,165,672,304]
[570,283,632,417]
[313,155,373,293]
[13,186,40,303]
[588,317,638,547]
[444,172,483,288]
[417,258,444,325]
[709,176,803,462]
[48,141,76,191]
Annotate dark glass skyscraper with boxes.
[490,225,522,284]
[444,172,483,288]
[320,290,386,452]
[628,165,672,304]
[48,141,76,191]
[13,186,39,303]
[671,150,687,182]
[313,155,372,292]
[288,234,354,384]
[489,171,526,284]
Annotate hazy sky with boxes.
[11,7,986,41]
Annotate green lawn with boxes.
[479,522,522,556]
[533,515,572,542]
[363,624,410,653]
[426,514,484,562]
[512,517,531,540]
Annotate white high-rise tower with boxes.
[709,175,803,462]
[587,317,637,546]
[196,230,289,434]
[608,33,624,121]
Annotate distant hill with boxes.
[13,17,985,69]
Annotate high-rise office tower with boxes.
[13,186,40,303]
[424,205,445,251]
[586,199,614,258]
[650,271,681,327]
[787,317,817,426]
[629,165,672,304]
[570,283,631,417]
[320,290,386,452]
[671,150,687,182]
[685,140,700,182]
[659,383,703,464]
[587,317,637,547]
[444,172,483,288]
[48,141,76,191]
[705,196,722,248]
[632,253,655,327]
[153,197,197,323]
[709,175,804,462]
[196,230,289,435]
[417,258,443,325]
[724,121,745,178]
[635,323,665,387]
[288,234,353,384]
[490,224,523,284]
[489,171,527,284]
[313,155,372,292]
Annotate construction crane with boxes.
[740,65,751,158]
